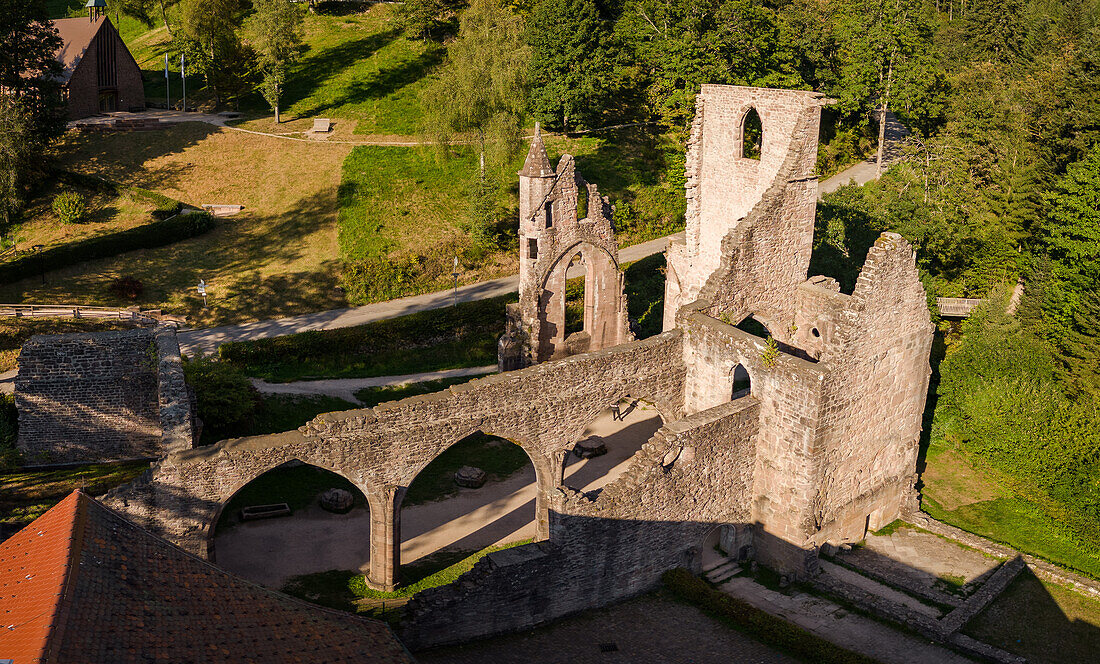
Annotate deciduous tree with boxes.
[248,0,303,123]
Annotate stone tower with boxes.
[499,124,633,369]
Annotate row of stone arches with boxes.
[208,398,668,592]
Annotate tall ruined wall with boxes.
[16,329,161,464]
[401,396,760,650]
[15,327,193,465]
[665,86,827,331]
[810,233,933,543]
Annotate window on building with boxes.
[545,202,554,229]
[528,238,538,259]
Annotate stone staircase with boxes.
[703,556,743,585]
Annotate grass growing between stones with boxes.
[962,569,1100,664]
[281,539,533,612]
[402,433,531,507]
[0,461,149,530]
[218,295,510,382]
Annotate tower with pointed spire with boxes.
[499,123,633,370]
[517,122,557,303]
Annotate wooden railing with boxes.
[936,297,985,318]
[0,304,184,326]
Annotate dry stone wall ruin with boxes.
[103,84,933,650]
[15,327,194,464]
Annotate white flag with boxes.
[180,54,185,79]
[164,53,169,79]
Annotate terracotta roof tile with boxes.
[0,491,415,664]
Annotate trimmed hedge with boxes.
[0,212,215,284]
[662,568,882,664]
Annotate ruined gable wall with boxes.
[401,396,761,650]
[676,305,826,573]
[666,86,824,332]
[811,233,933,543]
[16,328,162,464]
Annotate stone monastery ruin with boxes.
[99,84,933,649]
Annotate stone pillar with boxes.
[367,486,403,591]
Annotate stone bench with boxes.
[240,503,291,521]
[312,118,332,133]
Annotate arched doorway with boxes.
[536,242,626,361]
[397,431,542,588]
[732,364,751,399]
[562,398,665,494]
[211,460,370,588]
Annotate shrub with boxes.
[52,191,87,224]
[341,254,423,304]
[662,569,879,664]
[0,213,215,285]
[182,356,258,443]
[109,276,144,300]
[129,187,184,219]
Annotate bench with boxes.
[312,118,332,133]
[239,503,291,521]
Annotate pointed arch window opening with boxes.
[741,108,763,160]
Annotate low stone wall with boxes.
[15,326,194,464]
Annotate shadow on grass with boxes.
[281,29,402,116]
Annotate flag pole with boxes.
[180,54,187,113]
[164,53,171,110]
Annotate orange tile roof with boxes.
[0,491,416,664]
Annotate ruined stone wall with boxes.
[508,129,631,365]
[16,329,161,464]
[15,326,193,465]
[811,233,933,543]
[665,86,826,331]
[105,332,687,589]
[401,397,761,650]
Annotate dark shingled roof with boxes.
[0,491,416,664]
[51,17,105,82]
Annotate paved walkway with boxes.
[249,365,498,404]
[177,233,679,356]
[819,112,910,198]
[718,576,974,664]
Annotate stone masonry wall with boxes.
[105,332,688,590]
[15,326,193,464]
[400,396,761,650]
[16,328,160,464]
[811,233,934,543]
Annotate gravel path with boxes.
[249,366,498,404]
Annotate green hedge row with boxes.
[52,169,185,219]
[662,568,881,664]
[218,295,511,368]
[0,213,216,284]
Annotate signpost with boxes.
[197,279,207,308]
[164,53,171,110]
[452,256,459,308]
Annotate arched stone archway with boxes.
[537,241,627,361]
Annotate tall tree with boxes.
[0,0,64,142]
[248,0,303,123]
[419,0,529,168]
[0,95,31,230]
[179,0,250,106]
[835,0,941,170]
[527,0,610,129]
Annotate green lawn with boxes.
[354,375,477,408]
[402,432,532,507]
[963,570,1100,664]
[217,295,510,382]
[0,461,149,528]
[281,538,532,612]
